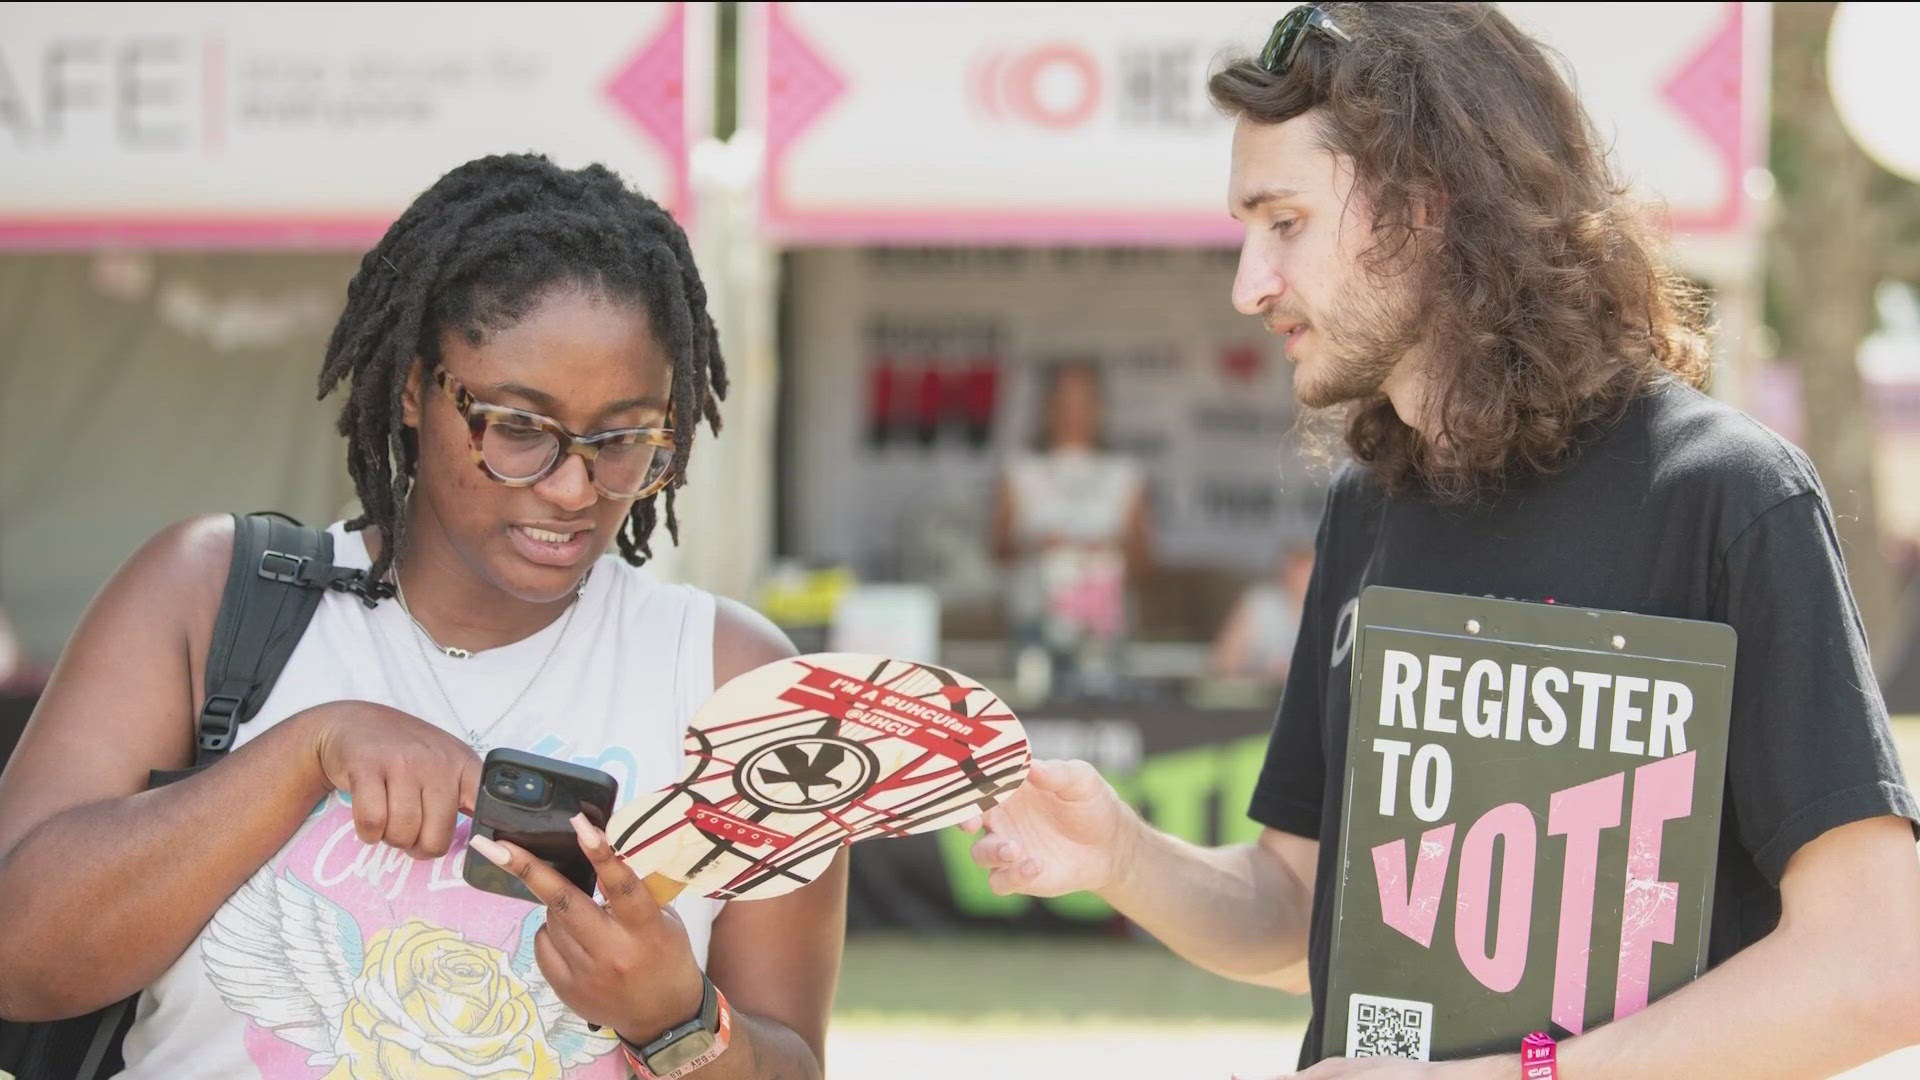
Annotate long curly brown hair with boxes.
[1211,2,1711,497]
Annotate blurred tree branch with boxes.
[1767,1,1901,654]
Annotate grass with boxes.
[833,931,1313,1025]
[826,932,1920,1080]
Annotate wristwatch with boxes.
[619,972,733,1080]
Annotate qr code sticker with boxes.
[1347,993,1434,1060]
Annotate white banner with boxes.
[0,2,707,247]
[752,2,1763,245]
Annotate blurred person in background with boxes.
[1208,542,1314,683]
[969,4,1920,1077]
[992,361,1154,698]
[0,593,31,773]
[0,598,21,690]
[1883,536,1920,715]
[0,155,841,1080]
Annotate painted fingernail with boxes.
[469,835,511,866]
[570,813,606,850]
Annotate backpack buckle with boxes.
[198,693,244,751]
[259,549,310,585]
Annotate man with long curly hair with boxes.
[966,4,1920,1076]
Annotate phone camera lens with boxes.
[487,768,549,806]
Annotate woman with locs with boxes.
[0,154,842,1080]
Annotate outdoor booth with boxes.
[0,2,744,753]
[742,0,1767,931]
[0,1,1769,936]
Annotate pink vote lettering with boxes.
[1370,751,1697,1028]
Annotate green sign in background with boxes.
[935,734,1272,921]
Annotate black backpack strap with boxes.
[72,998,134,1080]
[147,513,361,788]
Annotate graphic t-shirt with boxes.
[118,525,724,1079]
[1249,381,1920,1066]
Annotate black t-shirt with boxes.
[1249,379,1920,1066]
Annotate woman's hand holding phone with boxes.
[470,816,707,1045]
[303,700,483,859]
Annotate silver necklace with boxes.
[392,576,583,752]
[398,597,476,660]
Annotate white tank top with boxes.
[118,523,725,1079]
[1004,448,1143,548]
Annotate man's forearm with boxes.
[1101,825,1313,989]
[1442,905,1918,1080]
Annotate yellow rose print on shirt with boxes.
[327,921,558,1080]
[201,862,617,1077]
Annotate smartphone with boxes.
[464,748,619,903]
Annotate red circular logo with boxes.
[974,44,1103,130]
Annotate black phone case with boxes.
[464,748,619,904]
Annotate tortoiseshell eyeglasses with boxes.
[433,366,675,500]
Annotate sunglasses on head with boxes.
[1258,3,1352,76]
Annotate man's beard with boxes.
[1280,276,1422,409]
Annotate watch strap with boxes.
[620,974,732,1080]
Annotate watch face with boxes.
[648,1030,717,1074]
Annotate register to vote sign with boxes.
[1322,587,1735,1062]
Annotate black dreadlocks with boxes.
[317,154,727,602]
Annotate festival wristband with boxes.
[620,979,733,1080]
[1521,1031,1558,1080]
